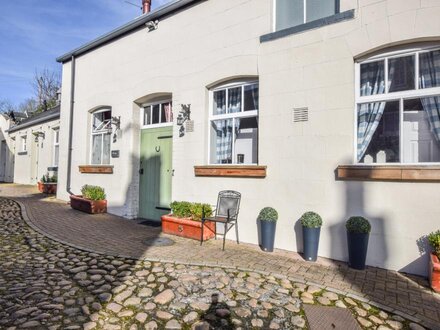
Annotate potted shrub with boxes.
[37,174,58,194]
[70,185,107,214]
[161,201,214,241]
[428,230,440,293]
[300,211,322,262]
[258,207,278,252]
[346,216,371,270]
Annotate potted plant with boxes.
[70,185,107,214]
[37,174,58,194]
[428,230,440,293]
[300,211,322,262]
[258,207,278,252]
[161,201,215,241]
[346,216,371,270]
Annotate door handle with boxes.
[139,168,144,175]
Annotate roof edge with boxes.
[56,0,202,63]
[7,112,60,134]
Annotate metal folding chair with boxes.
[201,190,241,250]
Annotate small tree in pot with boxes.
[428,230,440,293]
[346,216,371,270]
[300,211,322,262]
[258,207,278,252]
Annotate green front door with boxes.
[139,126,173,221]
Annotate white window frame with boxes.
[273,0,339,32]
[140,100,173,129]
[90,108,112,165]
[208,81,259,165]
[53,128,59,167]
[355,45,440,165]
[21,135,27,152]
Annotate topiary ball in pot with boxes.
[427,230,440,293]
[346,216,371,270]
[300,212,322,262]
[258,207,278,252]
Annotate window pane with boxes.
[210,119,233,164]
[419,50,440,89]
[306,0,336,22]
[244,84,259,111]
[234,117,258,164]
[228,87,242,113]
[360,60,385,96]
[54,130,59,143]
[213,90,226,115]
[102,133,111,165]
[54,146,59,166]
[276,0,303,31]
[358,101,400,163]
[152,104,160,124]
[93,110,111,132]
[403,97,440,163]
[161,102,173,123]
[144,106,151,125]
[91,135,102,165]
[388,55,415,93]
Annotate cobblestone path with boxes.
[0,198,431,329]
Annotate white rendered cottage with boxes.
[56,0,440,276]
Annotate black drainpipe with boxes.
[66,55,76,195]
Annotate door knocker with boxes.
[155,146,160,152]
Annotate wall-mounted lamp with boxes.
[111,116,121,143]
[177,104,191,137]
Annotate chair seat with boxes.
[203,216,234,223]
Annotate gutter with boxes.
[56,0,202,63]
[66,55,76,195]
[7,112,60,133]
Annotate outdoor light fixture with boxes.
[177,104,191,137]
[111,116,121,143]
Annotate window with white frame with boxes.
[209,81,259,165]
[53,129,59,166]
[142,101,173,127]
[275,0,339,31]
[356,47,440,164]
[91,109,111,165]
[21,135,27,152]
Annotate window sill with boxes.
[194,165,267,178]
[260,10,355,43]
[79,165,113,174]
[336,165,440,182]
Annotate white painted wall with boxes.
[57,0,440,276]
[9,119,60,185]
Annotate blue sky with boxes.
[0,0,171,106]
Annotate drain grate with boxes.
[304,305,361,330]
[143,237,175,247]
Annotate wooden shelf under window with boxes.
[337,165,440,182]
[79,165,114,174]
[194,165,267,178]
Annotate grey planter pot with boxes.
[260,220,276,252]
[347,231,370,270]
[303,227,321,262]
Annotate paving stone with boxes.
[154,289,175,305]
[157,311,173,320]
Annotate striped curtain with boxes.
[164,103,173,122]
[419,50,440,142]
[214,119,233,164]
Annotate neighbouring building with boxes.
[7,106,60,185]
[56,0,440,276]
[0,113,15,182]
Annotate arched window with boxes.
[91,108,111,165]
[356,46,440,164]
[209,81,259,165]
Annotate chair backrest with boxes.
[215,190,241,219]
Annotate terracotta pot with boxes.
[70,195,107,214]
[430,253,440,293]
[37,182,58,194]
[161,214,215,241]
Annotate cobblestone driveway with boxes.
[0,197,432,329]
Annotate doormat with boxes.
[303,305,361,330]
[143,237,175,247]
[138,220,161,227]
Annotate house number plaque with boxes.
[111,150,120,158]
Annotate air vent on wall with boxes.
[293,107,309,122]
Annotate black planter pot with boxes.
[260,220,276,252]
[347,231,370,270]
[303,227,321,262]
